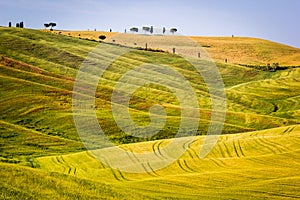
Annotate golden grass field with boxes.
[1,27,299,199]
[52,30,300,66]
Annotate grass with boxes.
[0,125,298,199]
[54,30,300,66]
[0,27,300,199]
[191,36,300,66]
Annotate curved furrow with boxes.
[232,139,245,157]
[216,142,226,158]
[183,160,197,172]
[237,139,245,157]
[125,151,139,164]
[184,149,195,159]
[262,138,291,153]
[157,141,167,159]
[287,126,296,135]
[117,168,130,181]
[60,156,76,175]
[282,126,294,135]
[85,152,107,169]
[141,163,158,177]
[186,139,200,159]
[128,148,141,162]
[211,158,227,168]
[147,162,159,176]
[232,140,240,157]
[51,157,64,171]
[101,158,124,181]
[55,156,70,174]
[109,168,123,181]
[56,156,63,164]
[257,137,287,154]
[177,159,190,173]
[182,140,194,159]
[254,137,277,154]
[152,141,164,159]
[222,142,232,157]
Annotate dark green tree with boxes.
[142,26,150,34]
[170,28,177,35]
[130,27,139,33]
[99,35,106,41]
[49,22,57,31]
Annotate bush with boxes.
[99,35,106,40]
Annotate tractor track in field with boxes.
[110,167,129,181]
[100,158,129,181]
[141,163,159,177]
[182,139,199,159]
[55,156,71,175]
[257,137,288,154]
[232,140,240,157]
[232,139,245,157]
[217,142,226,158]
[55,156,72,175]
[177,159,195,173]
[128,148,141,162]
[262,138,290,153]
[177,160,190,172]
[157,141,167,159]
[253,136,276,154]
[116,168,130,181]
[183,160,196,172]
[58,156,76,175]
[147,162,159,176]
[152,141,160,158]
[282,126,296,135]
[125,151,139,163]
[238,140,245,157]
[182,141,194,159]
[152,141,165,159]
[222,141,232,157]
[110,168,122,181]
[209,158,227,168]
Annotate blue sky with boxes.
[1,0,299,48]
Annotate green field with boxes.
[0,27,300,199]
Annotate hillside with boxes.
[191,36,300,66]
[53,30,300,66]
[1,125,299,199]
[0,27,299,199]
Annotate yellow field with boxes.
[1,28,299,199]
[35,125,300,199]
[191,36,300,65]
[45,30,117,41]
[50,30,300,66]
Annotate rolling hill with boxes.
[0,27,299,199]
[53,30,300,66]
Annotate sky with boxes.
[0,0,299,48]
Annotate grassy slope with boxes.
[0,27,299,199]
[54,30,300,66]
[1,125,299,199]
[191,36,300,66]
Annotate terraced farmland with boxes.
[0,27,300,199]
